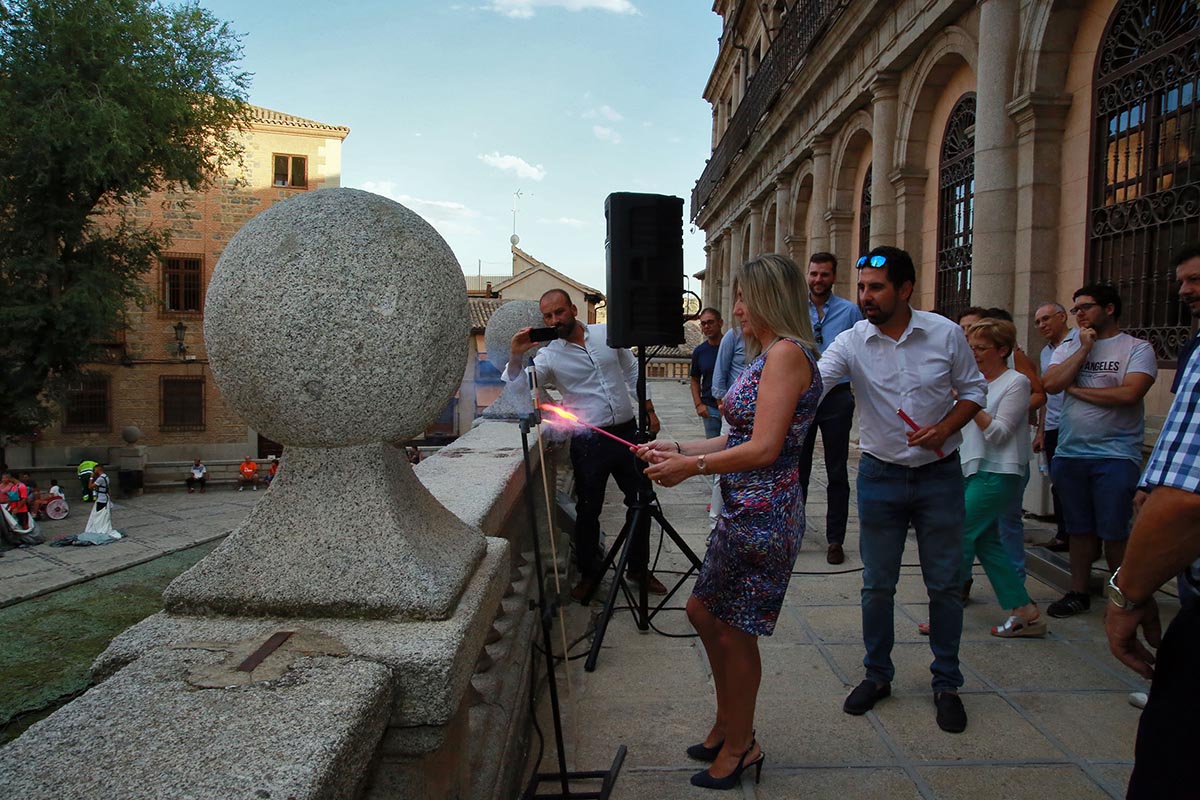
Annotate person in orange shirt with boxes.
[238,456,259,492]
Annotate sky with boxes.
[198,0,724,296]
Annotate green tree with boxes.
[0,0,250,439]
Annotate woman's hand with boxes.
[634,439,675,464]
[645,452,696,487]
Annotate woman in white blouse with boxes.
[958,318,1045,637]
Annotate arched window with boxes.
[1090,0,1200,362]
[859,164,872,255]
[936,94,976,320]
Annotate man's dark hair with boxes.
[957,306,988,322]
[1173,243,1200,268]
[982,307,1014,322]
[540,288,573,306]
[809,252,838,271]
[699,306,722,320]
[1074,283,1123,320]
[859,246,916,289]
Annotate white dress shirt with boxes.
[819,308,987,467]
[503,322,639,428]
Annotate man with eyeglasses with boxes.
[819,246,986,734]
[799,252,863,564]
[690,307,725,439]
[1033,301,1077,551]
[1042,284,1157,618]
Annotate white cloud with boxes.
[593,125,622,144]
[477,151,546,181]
[485,0,638,18]
[583,104,623,122]
[357,181,481,237]
[538,216,587,227]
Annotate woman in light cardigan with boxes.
[959,318,1045,637]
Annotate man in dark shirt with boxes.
[690,307,724,439]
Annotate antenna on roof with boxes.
[511,189,523,246]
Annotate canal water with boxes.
[0,541,220,744]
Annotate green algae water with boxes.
[0,541,220,744]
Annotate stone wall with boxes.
[0,420,563,800]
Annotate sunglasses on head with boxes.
[856,255,888,269]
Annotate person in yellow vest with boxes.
[77,460,98,502]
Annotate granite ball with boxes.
[120,426,141,444]
[203,188,468,448]
[483,300,546,373]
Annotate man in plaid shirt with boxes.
[1105,246,1200,799]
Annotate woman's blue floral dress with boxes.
[692,338,822,636]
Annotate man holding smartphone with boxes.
[506,288,666,602]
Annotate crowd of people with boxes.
[507,242,1200,796]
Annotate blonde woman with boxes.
[636,253,821,790]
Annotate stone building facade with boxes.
[694,0,1199,419]
[10,107,349,469]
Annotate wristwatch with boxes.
[1105,568,1143,611]
[696,455,708,474]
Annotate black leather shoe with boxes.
[843,680,890,715]
[934,691,967,733]
[826,543,845,565]
[570,577,597,604]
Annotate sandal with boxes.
[991,614,1047,638]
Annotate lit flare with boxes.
[897,408,945,458]
[541,403,637,449]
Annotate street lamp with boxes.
[173,320,188,355]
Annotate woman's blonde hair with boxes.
[732,253,818,359]
[967,318,1017,357]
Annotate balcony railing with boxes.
[692,0,849,220]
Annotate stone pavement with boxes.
[0,488,255,608]
[538,378,1170,800]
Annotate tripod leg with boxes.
[584,511,645,672]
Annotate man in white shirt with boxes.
[818,246,987,734]
[1043,284,1157,619]
[186,458,207,494]
[506,289,666,602]
[1033,302,1076,550]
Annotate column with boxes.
[1009,92,1073,347]
[701,243,713,308]
[972,0,1020,311]
[785,234,807,265]
[891,167,929,290]
[868,73,900,246]
[723,223,740,321]
[809,137,833,255]
[825,209,855,297]
[747,200,764,259]
[774,171,794,254]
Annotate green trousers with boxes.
[961,471,1032,610]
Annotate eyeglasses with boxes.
[813,320,823,345]
[699,319,719,326]
[1069,302,1099,315]
[969,344,996,353]
[856,255,888,270]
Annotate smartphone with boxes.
[529,326,558,342]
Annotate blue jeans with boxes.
[857,452,966,692]
[997,465,1030,581]
[702,404,722,438]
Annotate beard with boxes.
[555,319,577,338]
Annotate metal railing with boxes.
[691,0,849,220]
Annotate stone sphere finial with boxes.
[204,188,468,448]
[483,300,546,373]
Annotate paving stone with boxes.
[919,764,1111,799]
[1014,693,1140,761]
[961,638,1131,692]
[750,767,921,799]
[875,694,1060,762]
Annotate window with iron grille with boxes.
[859,164,872,256]
[273,154,308,189]
[63,376,111,432]
[936,94,977,321]
[160,377,205,431]
[1089,0,1200,362]
[162,255,202,312]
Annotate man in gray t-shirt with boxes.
[1034,303,1075,548]
[1043,284,1157,618]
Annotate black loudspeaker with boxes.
[605,192,685,348]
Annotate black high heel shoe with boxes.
[689,741,765,790]
[685,739,723,762]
